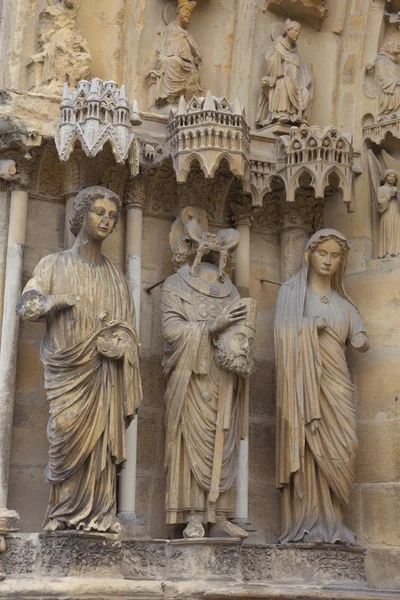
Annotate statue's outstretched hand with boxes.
[351,332,370,353]
[209,303,247,335]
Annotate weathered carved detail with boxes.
[37,143,63,197]
[39,535,123,577]
[148,161,177,215]
[167,92,250,190]
[208,546,240,577]
[263,0,328,21]
[178,162,235,224]
[282,184,323,231]
[122,541,167,580]
[27,0,91,95]
[241,546,273,581]
[125,175,148,210]
[56,79,141,176]
[0,536,37,577]
[250,158,275,207]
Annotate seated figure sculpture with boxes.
[17,186,142,533]
[256,19,314,127]
[148,0,204,105]
[162,212,256,539]
[274,229,369,545]
[28,0,92,94]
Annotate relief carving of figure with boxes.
[17,187,142,533]
[275,229,369,545]
[374,41,400,122]
[368,149,400,258]
[161,208,255,539]
[256,20,314,127]
[28,0,92,94]
[148,0,204,105]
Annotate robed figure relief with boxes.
[149,0,204,105]
[28,0,92,94]
[368,150,400,258]
[256,20,314,127]
[17,187,142,533]
[161,207,256,539]
[275,229,369,545]
[374,42,400,123]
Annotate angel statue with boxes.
[256,19,314,127]
[368,149,400,258]
[148,0,204,105]
[161,207,256,539]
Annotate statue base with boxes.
[0,534,367,586]
[117,512,150,539]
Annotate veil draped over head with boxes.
[275,228,355,491]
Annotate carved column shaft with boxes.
[0,189,28,529]
[118,188,146,536]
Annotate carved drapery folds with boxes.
[167,91,251,191]
[27,0,92,95]
[56,79,142,176]
[147,0,204,107]
[276,125,355,210]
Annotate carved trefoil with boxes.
[276,125,355,209]
[55,79,142,176]
[166,91,251,191]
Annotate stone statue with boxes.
[28,0,92,94]
[374,41,400,123]
[256,20,314,127]
[274,228,369,545]
[148,0,204,105]
[368,149,400,258]
[161,209,256,539]
[17,186,142,533]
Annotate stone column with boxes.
[118,179,147,537]
[63,193,76,249]
[0,187,29,536]
[231,208,253,524]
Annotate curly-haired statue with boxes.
[161,207,256,539]
[275,229,369,545]
[17,186,142,533]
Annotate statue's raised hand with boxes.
[209,303,247,335]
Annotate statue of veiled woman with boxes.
[256,20,314,127]
[17,187,142,533]
[275,229,369,545]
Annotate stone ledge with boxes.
[0,534,366,586]
[0,579,399,600]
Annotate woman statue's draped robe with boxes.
[275,230,368,545]
[161,264,248,525]
[20,251,142,532]
[374,45,400,122]
[153,20,203,104]
[376,183,400,257]
[256,36,314,127]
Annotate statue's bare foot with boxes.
[109,521,124,535]
[278,114,289,124]
[183,516,205,539]
[0,568,5,581]
[209,519,249,539]
[303,532,324,544]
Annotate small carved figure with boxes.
[368,149,400,258]
[28,0,91,94]
[275,229,369,545]
[256,20,314,127]
[148,0,204,105]
[162,212,255,539]
[17,187,142,533]
[181,207,240,280]
[374,41,400,122]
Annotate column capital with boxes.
[124,176,147,212]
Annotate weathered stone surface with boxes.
[167,540,241,581]
[0,535,37,576]
[39,533,124,577]
[122,541,167,580]
[241,545,273,581]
